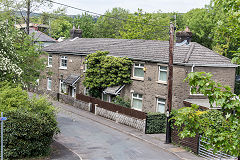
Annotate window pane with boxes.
[159,70,167,81]
[132,99,142,110]
[134,68,144,77]
[157,103,165,113]
[103,94,108,102]
[160,66,167,71]
[140,64,144,67]
[157,98,165,103]
[138,94,142,98]
[133,93,138,97]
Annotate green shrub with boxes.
[112,96,131,108]
[145,112,166,134]
[0,82,59,159]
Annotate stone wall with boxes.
[38,53,86,95]
[95,107,146,132]
[121,62,236,112]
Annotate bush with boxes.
[112,96,131,108]
[145,112,166,134]
[0,82,59,159]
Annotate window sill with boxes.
[59,67,67,70]
[47,89,51,91]
[156,81,167,85]
[131,77,144,81]
[46,65,52,68]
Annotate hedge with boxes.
[1,110,59,159]
[0,82,59,159]
[145,113,166,134]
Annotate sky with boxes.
[50,0,211,15]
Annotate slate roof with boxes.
[184,99,220,109]
[43,38,236,67]
[103,85,125,95]
[63,75,80,86]
[29,28,56,42]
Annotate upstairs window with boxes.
[158,66,167,82]
[60,56,67,68]
[132,93,143,111]
[133,63,144,78]
[156,98,165,113]
[48,54,52,67]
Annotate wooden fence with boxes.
[76,93,146,120]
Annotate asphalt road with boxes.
[56,109,180,160]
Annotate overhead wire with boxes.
[45,0,170,29]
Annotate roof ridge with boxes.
[183,43,195,63]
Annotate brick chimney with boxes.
[70,26,82,39]
[176,26,192,44]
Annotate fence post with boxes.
[115,111,119,123]
[143,119,146,133]
[94,104,98,115]
[144,113,148,134]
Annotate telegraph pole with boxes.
[166,22,175,144]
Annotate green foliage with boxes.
[145,112,166,134]
[172,72,240,157]
[83,51,133,98]
[0,82,59,159]
[94,7,130,38]
[181,8,214,49]
[0,22,46,86]
[50,17,72,39]
[73,13,96,38]
[112,96,131,108]
[118,9,169,40]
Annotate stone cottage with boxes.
[38,28,237,113]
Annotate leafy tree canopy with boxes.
[172,72,240,157]
[0,21,46,86]
[83,51,133,97]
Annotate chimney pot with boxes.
[176,27,192,44]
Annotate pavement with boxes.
[29,92,204,160]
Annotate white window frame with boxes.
[133,63,144,79]
[156,98,166,113]
[158,65,168,84]
[102,93,111,102]
[83,63,87,72]
[84,87,90,96]
[59,79,67,94]
[72,86,76,98]
[48,54,52,67]
[60,56,67,69]
[131,93,143,111]
[47,78,52,90]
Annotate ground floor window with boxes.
[102,93,111,102]
[59,80,67,94]
[156,98,165,113]
[132,93,143,111]
[84,87,90,96]
[47,78,52,90]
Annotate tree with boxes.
[83,51,133,98]
[118,9,169,40]
[94,7,130,38]
[50,17,72,39]
[1,0,52,34]
[0,21,46,86]
[181,8,214,49]
[171,72,240,157]
[210,0,240,58]
[73,13,96,38]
